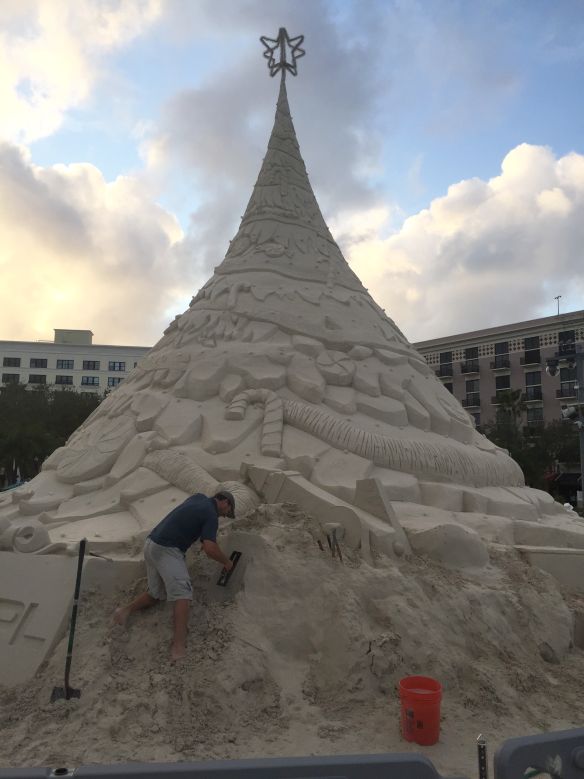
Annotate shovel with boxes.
[51,538,86,702]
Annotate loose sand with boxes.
[1,504,583,778]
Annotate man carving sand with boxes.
[114,491,235,661]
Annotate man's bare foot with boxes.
[171,644,186,662]
[113,607,130,627]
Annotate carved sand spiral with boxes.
[226,392,523,488]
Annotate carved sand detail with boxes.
[143,450,260,516]
[226,389,284,457]
[225,394,523,488]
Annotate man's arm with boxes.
[201,539,233,570]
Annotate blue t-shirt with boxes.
[148,494,219,553]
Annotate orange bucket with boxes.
[399,675,442,746]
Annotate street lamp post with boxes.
[546,345,584,510]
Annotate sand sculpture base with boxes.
[1,426,584,687]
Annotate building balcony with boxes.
[461,393,481,408]
[522,387,543,402]
[461,359,480,374]
[435,364,453,378]
[556,384,576,399]
[490,356,510,370]
[520,351,541,366]
[491,391,512,405]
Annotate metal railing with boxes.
[522,387,543,402]
[461,359,479,374]
[4,727,584,779]
[557,384,576,398]
[490,356,510,369]
[462,393,481,408]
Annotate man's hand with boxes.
[202,539,233,569]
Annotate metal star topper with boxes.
[260,28,305,77]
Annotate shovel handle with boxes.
[63,539,86,691]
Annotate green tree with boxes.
[485,388,525,458]
[483,393,580,491]
[0,384,100,483]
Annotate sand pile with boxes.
[1,503,584,778]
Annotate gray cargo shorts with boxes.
[144,538,193,601]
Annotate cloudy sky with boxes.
[1,0,583,347]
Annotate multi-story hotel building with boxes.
[0,329,150,394]
[414,309,584,434]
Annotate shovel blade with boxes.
[50,686,81,703]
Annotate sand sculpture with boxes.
[1,28,584,686]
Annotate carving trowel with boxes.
[216,550,242,587]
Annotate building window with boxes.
[522,334,541,365]
[108,361,126,371]
[55,375,73,385]
[461,347,479,374]
[30,358,47,369]
[81,376,100,386]
[558,330,575,356]
[57,359,74,370]
[437,351,453,377]
[3,357,20,367]
[2,373,19,384]
[526,407,544,423]
[492,341,510,369]
[471,412,481,428]
[494,375,511,402]
[443,382,453,394]
[28,374,46,384]
[524,371,542,401]
[107,376,123,387]
[463,379,480,407]
[83,360,100,370]
[558,366,576,398]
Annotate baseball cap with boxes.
[215,490,235,518]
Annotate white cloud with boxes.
[0,142,187,345]
[343,144,584,343]
[0,0,162,143]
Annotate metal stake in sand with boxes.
[477,734,488,779]
[51,538,86,702]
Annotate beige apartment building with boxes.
[414,309,584,433]
[0,329,150,394]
